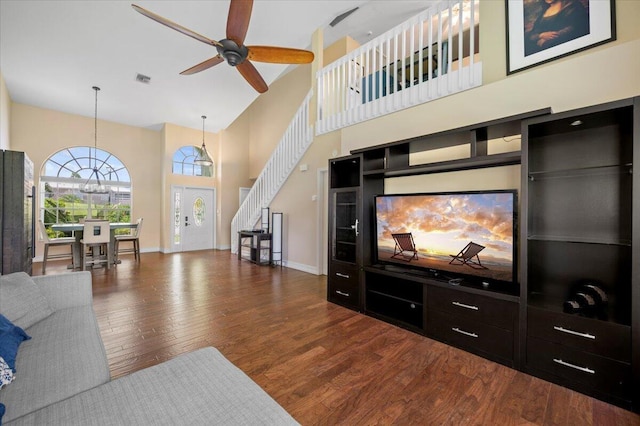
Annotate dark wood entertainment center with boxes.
[327,97,639,412]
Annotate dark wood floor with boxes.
[35,251,639,425]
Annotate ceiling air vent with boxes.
[329,7,359,27]
[135,73,151,84]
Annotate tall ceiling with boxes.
[0,1,428,133]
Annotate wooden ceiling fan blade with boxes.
[131,4,221,47]
[236,60,268,93]
[247,46,314,64]
[180,56,225,75]
[226,0,253,45]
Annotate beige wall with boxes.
[268,131,341,273]
[323,36,359,66]
[0,72,10,150]
[218,109,253,249]
[248,64,312,178]
[9,103,163,258]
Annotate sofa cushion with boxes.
[8,347,299,426]
[0,306,110,423]
[0,272,54,330]
[0,315,31,372]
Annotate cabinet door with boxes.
[328,187,361,310]
[329,188,360,264]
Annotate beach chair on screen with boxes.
[391,233,418,262]
[449,241,488,269]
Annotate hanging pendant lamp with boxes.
[194,115,214,168]
[80,86,109,194]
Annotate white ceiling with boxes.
[0,0,428,133]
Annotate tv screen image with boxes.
[375,190,517,284]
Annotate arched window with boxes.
[172,146,213,177]
[40,147,132,232]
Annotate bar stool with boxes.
[39,220,75,274]
[115,218,143,262]
[80,221,111,270]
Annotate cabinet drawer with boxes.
[329,262,359,285]
[427,309,514,362]
[527,336,631,401]
[328,278,359,308]
[527,307,630,362]
[428,285,517,330]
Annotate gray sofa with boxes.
[0,272,298,425]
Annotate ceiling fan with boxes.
[132,0,315,93]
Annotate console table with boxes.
[237,231,272,266]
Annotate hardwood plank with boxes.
[34,250,640,425]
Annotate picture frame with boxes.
[505,0,616,74]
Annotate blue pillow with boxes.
[0,314,31,372]
[0,402,5,424]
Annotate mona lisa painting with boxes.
[506,0,615,74]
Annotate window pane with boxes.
[172,145,213,177]
[174,192,181,244]
[41,147,131,228]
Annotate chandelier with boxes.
[80,86,109,194]
[194,115,214,168]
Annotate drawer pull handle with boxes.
[553,326,595,340]
[452,327,478,338]
[335,290,350,297]
[335,273,350,279]
[452,301,479,311]
[553,358,595,374]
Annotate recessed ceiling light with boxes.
[570,120,583,126]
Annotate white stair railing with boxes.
[316,0,481,135]
[231,89,314,254]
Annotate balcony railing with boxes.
[316,0,481,135]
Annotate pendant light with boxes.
[80,86,108,194]
[194,115,214,168]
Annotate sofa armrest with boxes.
[32,271,93,310]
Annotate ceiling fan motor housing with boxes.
[217,39,248,66]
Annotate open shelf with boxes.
[365,270,424,330]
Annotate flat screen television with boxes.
[374,190,517,289]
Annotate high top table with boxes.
[50,222,138,267]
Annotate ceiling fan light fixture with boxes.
[217,39,248,66]
[80,86,109,195]
[133,1,314,93]
[194,115,214,169]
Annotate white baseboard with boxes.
[281,260,319,275]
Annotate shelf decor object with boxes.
[506,0,616,74]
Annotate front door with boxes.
[171,186,215,252]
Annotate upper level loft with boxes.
[316,0,481,135]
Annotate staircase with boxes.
[230,89,314,254]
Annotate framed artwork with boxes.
[506,0,616,74]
